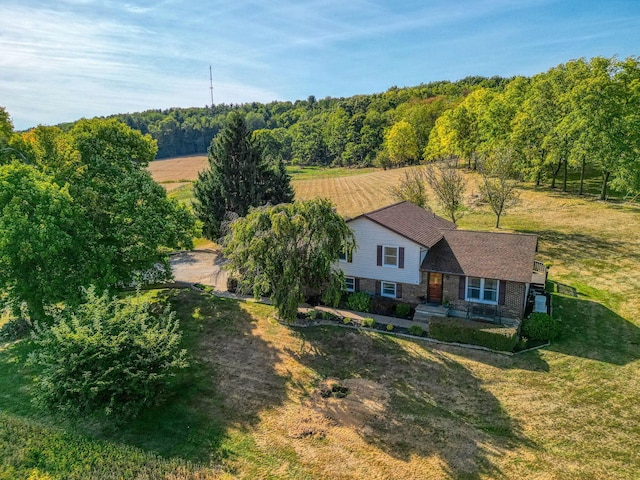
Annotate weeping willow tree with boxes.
[223,198,355,322]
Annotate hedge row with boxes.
[429,319,519,352]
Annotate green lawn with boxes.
[1,284,639,479]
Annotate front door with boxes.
[427,272,443,304]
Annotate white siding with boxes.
[340,217,422,285]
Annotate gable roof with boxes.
[421,230,538,283]
[347,201,457,248]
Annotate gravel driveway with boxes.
[169,250,228,291]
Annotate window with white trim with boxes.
[344,276,355,292]
[466,277,499,304]
[383,246,398,267]
[381,281,397,298]
[339,247,352,262]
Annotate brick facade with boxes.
[351,274,526,320]
[442,274,525,320]
[353,276,425,305]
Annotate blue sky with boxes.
[2,0,639,130]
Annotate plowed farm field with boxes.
[147,155,208,191]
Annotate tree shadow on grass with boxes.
[547,294,640,366]
[519,229,640,274]
[114,289,290,463]
[286,326,535,479]
[0,289,292,466]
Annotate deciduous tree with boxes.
[223,199,355,322]
[425,160,467,223]
[388,168,429,209]
[478,148,520,228]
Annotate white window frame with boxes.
[381,281,397,298]
[339,247,352,263]
[466,277,499,305]
[344,276,355,292]
[382,245,399,268]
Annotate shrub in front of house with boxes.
[521,313,560,341]
[226,276,238,293]
[429,318,519,352]
[346,292,371,313]
[395,303,411,318]
[408,324,424,337]
[370,296,396,316]
[361,317,375,328]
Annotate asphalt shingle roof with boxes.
[421,230,538,283]
[348,201,457,248]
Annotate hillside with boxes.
[3,164,638,478]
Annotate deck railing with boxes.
[533,260,547,274]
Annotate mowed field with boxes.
[147,154,208,191]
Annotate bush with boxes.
[361,317,375,328]
[28,287,188,419]
[429,319,519,352]
[347,292,371,313]
[226,276,239,293]
[386,323,394,331]
[522,313,560,341]
[343,317,352,324]
[0,317,32,341]
[307,309,318,320]
[395,303,411,318]
[408,324,424,336]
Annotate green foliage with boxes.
[383,119,420,166]
[408,324,424,336]
[477,148,520,228]
[343,317,352,324]
[429,319,519,352]
[395,303,411,318]
[193,113,294,239]
[386,323,394,332]
[307,309,318,320]
[0,119,196,319]
[226,276,239,293]
[28,287,188,418]
[361,317,375,328]
[522,312,560,341]
[346,292,371,313]
[388,168,429,208]
[0,163,90,320]
[223,199,355,322]
[424,160,467,223]
[0,316,31,341]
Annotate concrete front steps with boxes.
[413,303,450,323]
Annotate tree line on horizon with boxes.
[10,55,640,200]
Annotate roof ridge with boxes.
[362,200,408,217]
[447,229,538,237]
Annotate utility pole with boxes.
[209,65,214,106]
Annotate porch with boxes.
[532,260,548,287]
[413,302,519,327]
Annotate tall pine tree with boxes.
[193,113,294,239]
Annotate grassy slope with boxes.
[2,166,639,479]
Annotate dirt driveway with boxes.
[169,250,228,291]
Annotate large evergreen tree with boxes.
[193,113,294,239]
